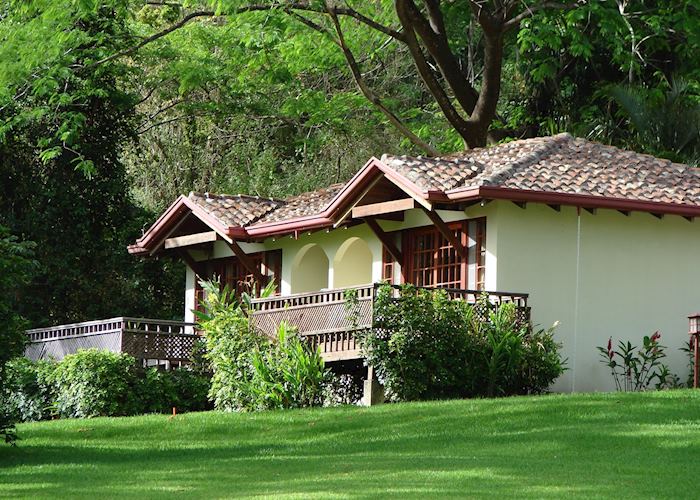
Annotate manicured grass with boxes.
[1,391,699,499]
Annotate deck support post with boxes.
[362,365,384,406]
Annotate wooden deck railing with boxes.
[250,283,530,362]
[25,317,198,365]
[25,285,530,365]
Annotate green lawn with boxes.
[1,391,699,499]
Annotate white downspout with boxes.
[571,207,582,392]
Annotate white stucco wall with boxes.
[492,201,700,392]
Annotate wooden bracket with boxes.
[227,240,265,283]
[513,201,527,209]
[547,204,561,212]
[177,250,207,280]
[583,207,597,215]
[422,208,468,260]
[618,210,631,217]
[364,217,402,265]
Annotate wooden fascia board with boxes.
[164,231,218,249]
[363,217,403,265]
[352,198,416,218]
[422,207,468,260]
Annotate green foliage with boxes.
[138,367,211,414]
[2,358,56,423]
[2,354,210,422]
[360,284,564,402]
[197,280,332,411]
[0,226,37,445]
[597,332,681,391]
[49,349,141,418]
[195,280,271,411]
[248,321,328,410]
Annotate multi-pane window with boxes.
[193,250,282,313]
[381,246,396,284]
[403,218,486,290]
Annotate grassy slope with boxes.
[1,391,699,499]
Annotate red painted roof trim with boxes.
[449,186,700,216]
[128,195,235,255]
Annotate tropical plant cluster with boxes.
[1,350,211,422]
[358,284,565,402]
[597,333,692,391]
[195,281,356,411]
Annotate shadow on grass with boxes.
[1,391,699,498]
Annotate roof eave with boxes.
[448,186,700,217]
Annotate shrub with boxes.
[50,349,141,418]
[196,280,272,411]
[2,358,56,422]
[362,285,475,401]
[138,368,211,414]
[248,322,328,410]
[359,284,564,401]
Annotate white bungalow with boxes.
[27,134,700,393]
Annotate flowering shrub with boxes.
[597,332,678,391]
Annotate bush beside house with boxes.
[358,284,565,402]
[2,350,211,422]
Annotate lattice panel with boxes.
[121,332,198,362]
[251,298,372,336]
[24,332,122,361]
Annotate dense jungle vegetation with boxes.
[0,0,698,328]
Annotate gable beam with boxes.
[422,208,468,260]
[363,217,402,265]
[226,240,265,283]
[165,231,218,249]
[352,198,415,219]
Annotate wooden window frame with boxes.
[401,218,486,290]
[193,249,282,313]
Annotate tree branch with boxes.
[325,5,438,156]
[397,0,480,117]
[502,1,582,32]
[86,11,219,69]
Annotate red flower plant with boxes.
[607,337,614,360]
[651,331,661,343]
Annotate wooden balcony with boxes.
[25,285,530,365]
[250,284,530,362]
[25,318,198,366]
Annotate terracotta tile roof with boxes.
[253,184,345,224]
[191,134,700,231]
[382,133,700,206]
[188,192,283,227]
[188,184,345,229]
